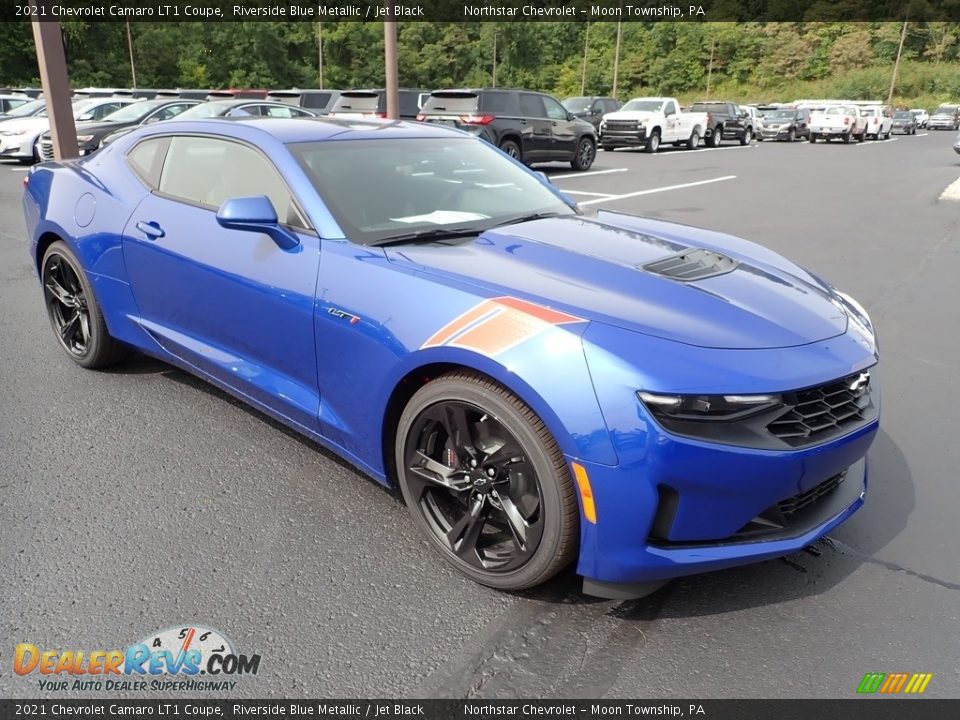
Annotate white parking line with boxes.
[577,175,737,205]
[917,132,929,137]
[855,137,899,147]
[939,176,960,202]
[8,166,29,172]
[561,190,616,198]
[655,144,756,156]
[550,168,628,180]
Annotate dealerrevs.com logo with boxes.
[14,625,261,692]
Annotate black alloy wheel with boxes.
[571,137,596,171]
[41,241,127,368]
[396,372,578,590]
[499,139,522,161]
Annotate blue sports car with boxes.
[23,117,879,598]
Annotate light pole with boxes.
[31,5,78,160]
[580,23,589,95]
[888,20,908,106]
[317,19,323,88]
[612,21,622,98]
[126,21,137,88]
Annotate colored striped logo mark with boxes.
[857,672,933,694]
[422,297,583,357]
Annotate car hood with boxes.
[603,110,661,122]
[385,212,848,350]
[0,117,49,133]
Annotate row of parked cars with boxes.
[2,85,959,169]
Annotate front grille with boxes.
[767,372,871,447]
[778,472,845,516]
[39,138,54,161]
[603,120,638,132]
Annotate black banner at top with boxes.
[5,0,960,23]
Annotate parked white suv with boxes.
[910,108,929,128]
[860,105,893,140]
[599,97,709,153]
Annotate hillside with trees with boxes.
[2,21,960,106]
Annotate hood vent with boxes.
[641,248,739,281]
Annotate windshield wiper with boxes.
[492,211,571,229]
[368,227,484,247]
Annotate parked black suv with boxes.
[688,101,754,146]
[562,96,622,131]
[418,89,598,171]
[328,89,429,121]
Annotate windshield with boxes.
[860,108,878,116]
[769,111,796,120]
[563,97,592,112]
[100,101,153,123]
[289,137,575,245]
[621,100,664,112]
[893,112,912,119]
[935,106,957,115]
[821,107,846,117]
[4,99,44,117]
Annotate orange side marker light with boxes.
[571,462,597,524]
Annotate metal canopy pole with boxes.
[384,13,399,120]
[31,7,78,160]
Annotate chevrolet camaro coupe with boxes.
[23,117,880,598]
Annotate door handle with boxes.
[519,119,527,125]
[135,220,165,239]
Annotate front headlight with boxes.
[77,135,95,143]
[637,391,782,422]
[834,290,877,354]
[1,129,26,137]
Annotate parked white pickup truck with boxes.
[808,105,866,144]
[599,97,709,153]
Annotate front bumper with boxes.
[760,127,795,140]
[600,126,648,147]
[574,422,876,593]
[929,119,957,129]
[0,136,33,159]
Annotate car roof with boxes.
[137,116,467,143]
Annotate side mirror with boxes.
[216,196,299,250]
[78,112,95,121]
[142,115,161,125]
[535,170,553,185]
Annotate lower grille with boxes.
[767,371,872,447]
[39,139,54,161]
[778,472,845,516]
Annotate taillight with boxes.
[844,117,850,125]
[459,114,496,125]
[23,174,29,188]
[416,113,426,121]
[362,111,387,119]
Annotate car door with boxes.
[120,134,322,429]
[542,94,577,158]
[517,93,553,160]
[663,99,682,142]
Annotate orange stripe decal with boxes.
[423,297,583,356]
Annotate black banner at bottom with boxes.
[1,699,957,720]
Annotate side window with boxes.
[590,100,602,113]
[262,105,296,118]
[157,136,307,229]
[482,92,518,115]
[93,102,120,120]
[542,96,568,121]
[125,137,169,189]
[519,93,546,118]
[227,105,259,117]
[665,102,677,116]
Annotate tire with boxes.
[686,128,700,150]
[600,144,614,152]
[740,127,752,145]
[809,133,817,143]
[884,130,891,140]
[786,128,795,142]
[708,127,722,148]
[41,240,127,369]
[499,139,522,162]
[856,133,865,143]
[570,137,595,171]
[756,135,763,142]
[644,130,661,153]
[843,132,852,144]
[395,371,579,591]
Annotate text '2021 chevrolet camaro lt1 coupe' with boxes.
[23,117,879,598]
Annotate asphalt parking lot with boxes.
[1,131,959,699]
